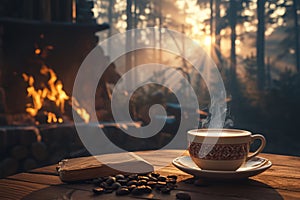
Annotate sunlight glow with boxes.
[242,9,254,17]
[145,8,150,14]
[204,36,211,47]
[265,27,274,36]
[91,0,290,71]
[175,0,211,46]
[270,3,276,10]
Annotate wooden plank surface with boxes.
[6,173,63,186]
[29,165,58,176]
[0,151,300,200]
[0,179,48,200]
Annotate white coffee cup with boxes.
[187,129,266,171]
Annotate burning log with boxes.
[22,65,90,124]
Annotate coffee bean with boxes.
[136,185,152,194]
[99,182,108,189]
[157,181,167,186]
[166,178,177,184]
[127,185,137,191]
[157,176,167,182]
[137,180,147,186]
[93,187,105,195]
[106,177,116,185]
[142,186,152,193]
[112,182,122,190]
[176,192,191,200]
[138,176,150,181]
[115,174,125,180]
[116,187,130,195]
[155,181,167,190]
[167,175,178,180]
[151,172,160,178]
[147,181,157,188]
[149,176,158,181]
[127,180,138,186]
[128,174,138,180]
[89,177,103,185]
[118,179,128,186]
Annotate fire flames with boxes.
[23,65,90,124]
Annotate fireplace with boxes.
[0,18,112,177]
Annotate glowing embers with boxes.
[23,65,90,124]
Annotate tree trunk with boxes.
[257,0,266,90]
[107,0,114,55]
[126,0,133,71]
[210,0,214,57]
[215,0,222,67]
[229,0,237,91]
[126,0,133,88]
[159,0,163,64]
[293,0,300,72]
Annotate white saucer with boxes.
[172,156,272,179]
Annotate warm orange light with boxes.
[72,97,90,123]
[46,112,58,123]
[35,49,41,55]
[72,0,77,22]
[58,118,63,123]
[23,65,90,124]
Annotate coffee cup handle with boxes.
[247,134,266,161]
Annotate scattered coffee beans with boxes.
[91,172,178,196]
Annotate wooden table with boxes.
[0,150,299,200]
